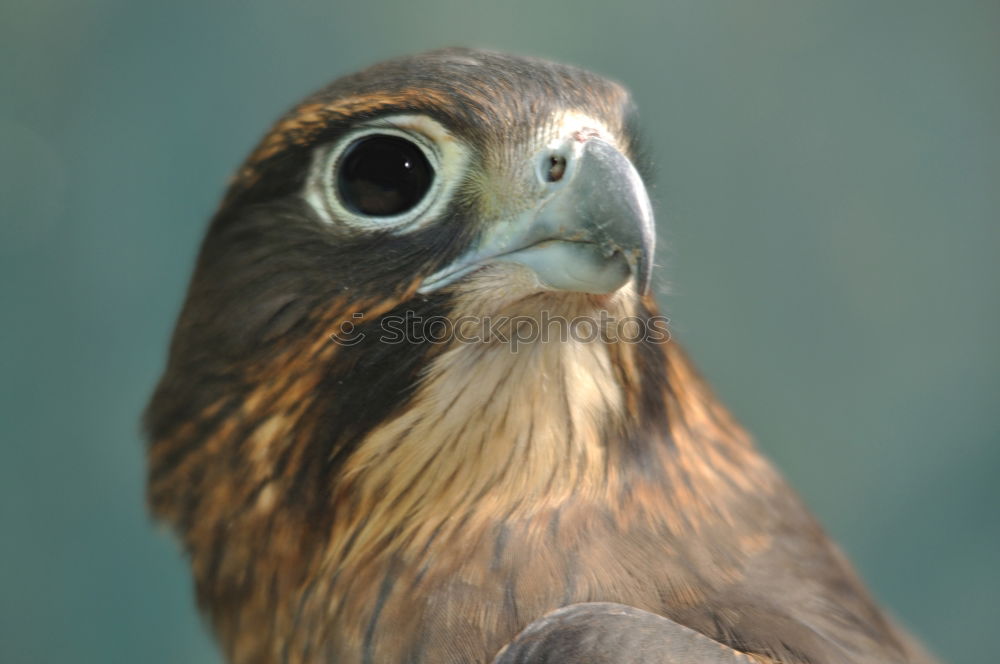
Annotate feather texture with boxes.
[146,48,937,664]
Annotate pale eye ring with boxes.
[304,117,461,232]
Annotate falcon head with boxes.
[146,48,686,662]
[220,46,656,319]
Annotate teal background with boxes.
[2,1,997,662]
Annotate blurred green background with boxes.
[2,1,997,662]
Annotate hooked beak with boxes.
[419,138,655,296]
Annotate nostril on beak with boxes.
[544,152,567,183]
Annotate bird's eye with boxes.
[336,135,434,217]
[305,117,462,231]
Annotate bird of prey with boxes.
[146,48,938,664]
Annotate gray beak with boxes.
[420,138,655,296]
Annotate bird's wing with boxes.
[492,603,767,664]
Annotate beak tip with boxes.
[635,264,653,297]
[626,242,654,297]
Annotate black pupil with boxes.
[337,135,433,217]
